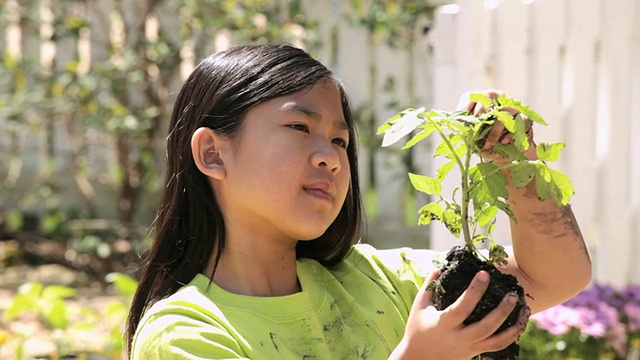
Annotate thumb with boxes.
[412,269,441,311]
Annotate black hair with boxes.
[125,43,363,354]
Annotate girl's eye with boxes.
[288,123,309,133]
[332,138,348,149]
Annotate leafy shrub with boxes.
[0,273,136,359]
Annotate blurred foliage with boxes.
[345,0,436,47]
[0,273,136,359]
[0,0,319,239]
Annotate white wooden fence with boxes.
[423,0,640,287]
[1,0,638,286]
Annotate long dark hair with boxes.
[125,43,363,353]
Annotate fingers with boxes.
[441,271,490,325]
[460,292,519,342]
[412,269,441,311]
[473,304,532,354]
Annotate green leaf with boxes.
[434,134,462,157]
[447,143,468,161]
[513,114,530,151]
[495,110,516,132]
[443,208,462,237]
[470,93,493,110]
[491,143,526,161]
[549,168,574,206]
[475,204,498,227]
[381,109,424,147]
[489,243,509,266]
[18,282,44,302]
[436,160,455,180]
[469,162,509,204]
[472,234,489,245]
[418,202,443,225]
[511,103,547,125]
[403,123,436,149]
[2,293,31,321]
[41,299,68,329]
[536,142,565,162]
[106,272,138,298]
[377,112,402,135]
[510,162,535,188]
[41,285,76,301]
[496,200,516,221]
[533,164,574,206]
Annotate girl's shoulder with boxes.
[338,243,441,283]
[131,279,247,359]
[299,243,441,312]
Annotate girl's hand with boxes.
[458,89,537,164]
[390,270,530,360]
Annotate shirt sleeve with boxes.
[131,293,249,360]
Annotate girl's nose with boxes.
[311,141,341,173]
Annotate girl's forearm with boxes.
[504,181,592,313]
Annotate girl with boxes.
[127,43,591,359]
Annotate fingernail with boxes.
[477,271,489,283]
[507,292,518,304]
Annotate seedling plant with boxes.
[378,93,574,359]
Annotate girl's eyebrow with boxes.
[280,102,349,131]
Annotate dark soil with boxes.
[432,246,528,360]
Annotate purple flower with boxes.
[623,302,640,331]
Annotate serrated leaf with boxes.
[408,173,442,196]
[511,103,547,125]
[436,160,455,180]
[491,143,526,161]
[548,167,574,206]
[377,112,403,135]
[418,202,444,225]
[377,121,392,135]
[513,114,530,151]
[403,123,436,149]
[381,109,424,147]
[443,208,462,237]
[536,142,565,162]
[496,200,516,221]
[533,164,573,206]
[469,162,509,205]
[475,204,498,227]
[534,165,553,201]
[489,243,509,266]
[495,110,516,132]
[510,162,535,188]
[434,134,462,156]
[470,93,493,110]
[447,143,468,161]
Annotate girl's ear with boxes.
[191,127,227,180]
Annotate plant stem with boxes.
[426,116,475,252]
[460,138,474,252]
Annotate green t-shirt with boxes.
[131,244,439,359]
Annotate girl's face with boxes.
[212,79,351,245]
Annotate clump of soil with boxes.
[432,246,528,360]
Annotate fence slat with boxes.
[597,0,636,286]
